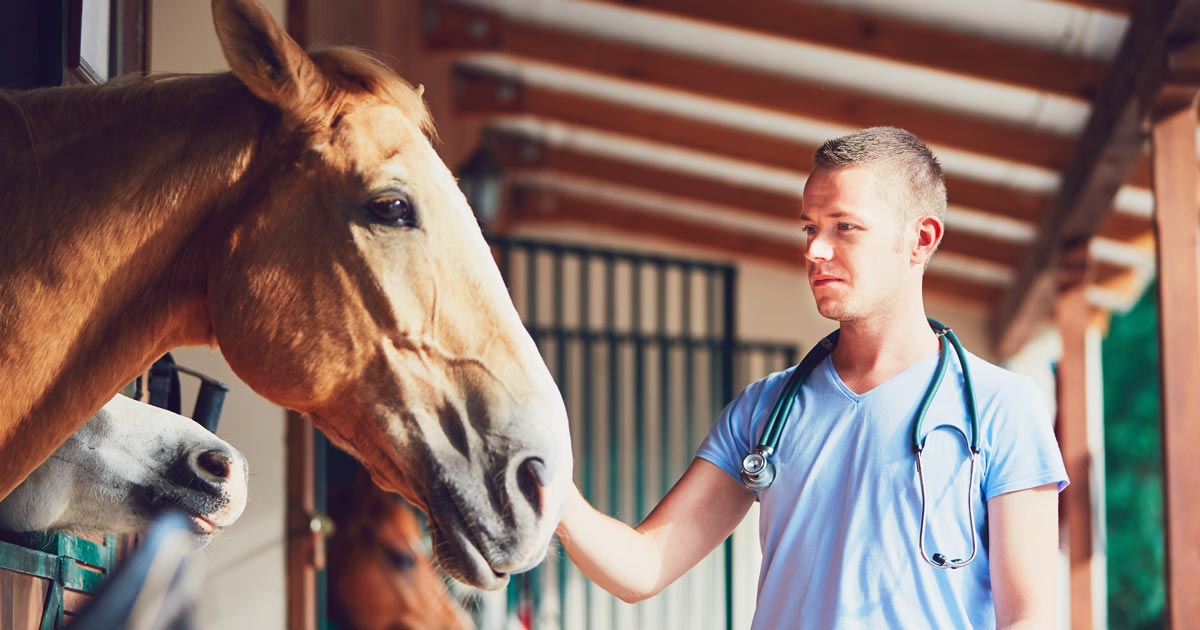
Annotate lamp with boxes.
[457,139,505,229]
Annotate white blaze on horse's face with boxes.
[0,395,248,545]
[206,0,573,588]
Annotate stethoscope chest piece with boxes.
[740,448,775,491]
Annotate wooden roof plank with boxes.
[486,130,803,220]
[992,0,1200,357]
[487,127,1161,248]
[426,2,1090,176]
[490,129,1154,283]
[1047,0,1135,14]
[586,0,1107,99]
[454,67,1059,226]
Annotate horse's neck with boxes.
[0,74,266,499]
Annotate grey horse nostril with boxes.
[516,457,548,513]
[196,450,232,480]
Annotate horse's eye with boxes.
[384,547,416,570]
[368,197,417,228]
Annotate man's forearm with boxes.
[556,489,666,603]
[555,460,755,604]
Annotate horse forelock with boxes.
[307,47,434,140]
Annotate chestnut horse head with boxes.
[0,0,571,587]
[328,470,473,630]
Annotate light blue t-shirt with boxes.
[697,348,1068,630]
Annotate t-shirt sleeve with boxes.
[695,375,775,493]
[981,374,1070,499]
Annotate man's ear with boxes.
[212,0,324,116]
[911,215,944,266]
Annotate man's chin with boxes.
[814,301,849,321]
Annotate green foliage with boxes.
[1101,284,1164,629]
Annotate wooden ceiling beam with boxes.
[502,183,1003,307]
[485,127,1139,286]
[992,0,1200,357]
[1046,0,1135,13]
[484,129,802,221]
[485,127,1155,248]
[425,2,1126,181]
[456,67,1060,225]
[1097,210,1156,246]
[584,0,1107,100]
[484,127,1152,267]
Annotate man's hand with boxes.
[556,458,756,603]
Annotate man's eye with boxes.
[838,223,855,231]
[802,225,816,235]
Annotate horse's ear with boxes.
[212,0,323,115]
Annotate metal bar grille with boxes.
[490,236,797,630]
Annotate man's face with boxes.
[800,166,916,322]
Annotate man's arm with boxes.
[988,483,1061,629]
[556,457,756,603]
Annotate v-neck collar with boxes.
[824,350,943,403]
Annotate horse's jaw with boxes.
[311,398,572,590]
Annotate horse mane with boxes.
[0,46,433,140]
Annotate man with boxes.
[555,127,1068,629]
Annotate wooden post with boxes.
[286,411,319,630]
[1056,267,1095,630]
[1151,84,1200,630]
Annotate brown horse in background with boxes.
[0,0,571,587]
[328,470,473,630]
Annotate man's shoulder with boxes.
[960,351,1044,409]
[748,361,808,392]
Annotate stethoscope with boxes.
[739,318,981,570]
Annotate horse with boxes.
[0,394,248,545]
[0,0,572,587]
[327,469,473,630]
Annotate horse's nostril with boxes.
[516,457,548,514]
[196,449,233,480]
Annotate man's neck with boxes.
[830,305,939,395]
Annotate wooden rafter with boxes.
[455,69,1161,240]
[1097,210,1155,247]
[587,0,1107,100]
[484,123,1152,248]
[1049,0,1135,13]
[455,68,1055,223]
[426,2,1156,186]
[486,128,1152,242]
[501,183,1002,306]
[485,129,802,221]
[992,0,1200,357]
[457,68,1155,253]
[486,128,1137,290]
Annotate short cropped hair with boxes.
[813,127,947,226]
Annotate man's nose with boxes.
[804,233,832,263]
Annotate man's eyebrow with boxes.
[799,211,862,222]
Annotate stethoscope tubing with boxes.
[917,449,980,569]
[742,318,982,570]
